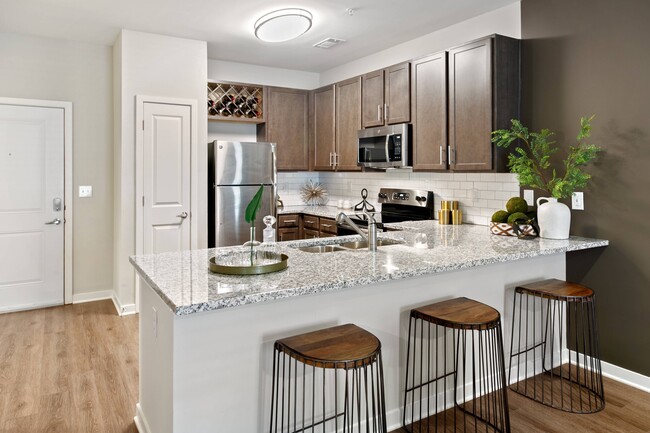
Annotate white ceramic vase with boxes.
[536,197,571,239]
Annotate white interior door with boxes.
[142,102,191,255]
[0,104,64,312]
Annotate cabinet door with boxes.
[361,69,384,128]
[311,85,336,171]
[385,62,411,124]
[319,217,337,235]
[412,53,448,170]
[278,227,299,241]
[303,229,319,239]
[335,77,362,171]
[260,87,309,171]
[449,38,493,171]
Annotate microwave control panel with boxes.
[391,134,402,161]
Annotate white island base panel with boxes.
[135,253,565,433]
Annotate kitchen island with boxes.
[130,223,607,433]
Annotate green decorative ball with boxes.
[507,212,529,224]
[491,210,510,223]
[506,197,529,214]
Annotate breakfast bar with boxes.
[130,223,607,433]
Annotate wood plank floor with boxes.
[1,300,649,432]
[0,300,138,433]
[392,375,650,433]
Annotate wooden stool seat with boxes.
[403,297,510,433]
[412,296,501,329]
[516,278,594,300]
[275,323,381,368]
[509,279,604,413]
[270,323,387,432]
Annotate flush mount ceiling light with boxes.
[254,8,313,43]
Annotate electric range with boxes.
[337,188,434,235]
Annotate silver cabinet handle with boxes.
[45,218,61,225]
[440,146,443,165]
[377,105,382,121]
[177,212,188,219]
[384,103,388,121]
[283,219,297,223]
[448,147,456,166]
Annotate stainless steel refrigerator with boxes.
[208,140,277,247]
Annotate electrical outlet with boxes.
[523,189,534,205]
[572,192,584,210]
[79,185,92,198]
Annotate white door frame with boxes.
[0,97,73,305]
[134,95,199,310]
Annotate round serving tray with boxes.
[209,253,288,275]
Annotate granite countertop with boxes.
[130,222,608,316]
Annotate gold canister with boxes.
[441,200,452,210]
[452,209,463,225]
[438,209,451,224]
[451,200,459,210]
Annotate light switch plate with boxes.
[79,186,93,198]
[572,192,584,210]
[523,189,534,205]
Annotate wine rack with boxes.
[207,81,265,123]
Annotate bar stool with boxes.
[508,279,605,413]
[403,297,510,433]
[269,323,387,433]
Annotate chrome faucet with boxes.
[336,211,378,252]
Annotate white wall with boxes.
[208,59,319,90]
[0,32,114,299]
[319,2,521,85]
[113,30,207,312]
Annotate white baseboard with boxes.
[72,290,114,304]
[111,293,137,316]
[0,299,61,314]
[602,361,650,393]
[134,403,151,433]
[568,349,649,393]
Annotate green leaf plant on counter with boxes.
[491,115,602,199]
[245,184,265,266]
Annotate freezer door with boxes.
[215,185,276,247]
[214,141,276,186]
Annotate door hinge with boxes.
[142,120,144,130]
[142,196,145,206]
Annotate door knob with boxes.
[45,218,61,225]
[177,212,188,219]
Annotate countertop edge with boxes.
[131,238,609,316]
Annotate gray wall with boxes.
[0,32,114,297]
[521,0,650,375]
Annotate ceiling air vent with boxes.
[313,38,346,49]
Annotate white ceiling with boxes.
[0,0,518,72]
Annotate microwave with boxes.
[357,123,410,169]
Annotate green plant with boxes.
[492,116,601,199]
[244,185,264,265]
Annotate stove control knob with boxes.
[415,196,426,202]
[378,192,388,199]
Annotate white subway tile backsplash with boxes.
[281,170,521,226]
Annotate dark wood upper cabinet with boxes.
[411,52,448,170]
[385,62,411,124]
[448,35,520,171]
[311,85,336,171]
[258,86,309,171]
[361,62,410,128]
[335,77,362,171]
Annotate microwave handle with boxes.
[385,134,391,162]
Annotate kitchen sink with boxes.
[337,239,403,250]
[295,238,403,253]
[297,245,347,253]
